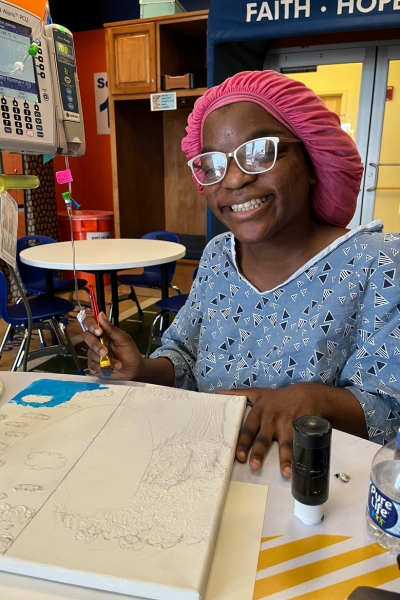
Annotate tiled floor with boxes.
[0,260,197,373]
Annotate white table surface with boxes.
[19,239,186,271]
[0,372,398,599]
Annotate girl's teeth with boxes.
[231,198,266,212]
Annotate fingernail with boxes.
[99,348,107,356]
[95,329,102,336]
[283,466,292,477]
[237,451,246,461]
[251,457,261,466]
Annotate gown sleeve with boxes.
[339,233,400,444]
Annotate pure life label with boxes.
[246,0,400,22]
[367,481,400,536]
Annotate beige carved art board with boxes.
[0,379,246,599]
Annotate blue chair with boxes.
[145,267,198,357]
[117,231,182,318]
[16,235,89,302]
[0,270,84,373]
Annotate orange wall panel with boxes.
[12,0,45,17]
[53,29,113,215]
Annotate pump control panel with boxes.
[0,1,85,156]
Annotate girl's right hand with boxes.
[83,311,144,380]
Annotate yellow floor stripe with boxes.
[290,564,400,600]
[253,543,388,599]
[257,535,350,571]
[261,536,282,544]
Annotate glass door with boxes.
[266,43,400,230]
[362,46,400,233]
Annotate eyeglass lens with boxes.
[192,138,277,184]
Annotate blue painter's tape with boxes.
[10,379,108,408]
[43,154,56,164]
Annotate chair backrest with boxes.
[16,235,56,291]
[141,231,180,281]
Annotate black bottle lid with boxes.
[293,415,332,449]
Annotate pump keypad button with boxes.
[14,100,19,107]
[3,119,11,126]
[34,111,41,117]
[1,105,8,112]
[16,129,23,135]
[36,125,43,131]
[1,98,7,104]
[24,109,30,115]
[23,102,29,109]
[14,115,21,122]
[4,127,12,133]
[15,122,22,129]
[26,123,33,130]
[2,112,10,119]
[12,107,20,114]
[25,116,32,123]
[37,132,44,138]
[35,118,42,124]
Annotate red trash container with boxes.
[58,210,114,286]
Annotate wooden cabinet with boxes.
[105,11,208,239]
[106,23,156,95]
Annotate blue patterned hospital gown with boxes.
[151,221,400,444]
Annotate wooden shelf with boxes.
[106,12,208,239]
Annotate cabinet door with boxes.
[106,23,157,95]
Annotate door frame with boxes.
[265,40,400,227]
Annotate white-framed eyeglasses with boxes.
[188,136,302,186]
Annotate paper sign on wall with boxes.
[94,73,110,135]
[150,92,177,111]
[0,191,18,269]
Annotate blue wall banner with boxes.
[208,0,400,45]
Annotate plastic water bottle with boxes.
[365,431,400,550]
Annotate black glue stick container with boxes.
[291,415,332,525]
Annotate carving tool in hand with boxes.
[89,285,112,378]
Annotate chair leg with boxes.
[169,284,182,295]
[145,312,164,358]
[38,329,46,348]
[58,320,85,375]
[12,329,28,371]
[0,323,13,358]
[130,287,143,318]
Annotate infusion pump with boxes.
[0,0,85,156]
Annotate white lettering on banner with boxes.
[247,0,398,20]
[257,2,273,20]
[295,0,310,17]
[246,2,258,20]
[281,0,293,18]
[337,0,354,13]
[248,0,310,20]
[356,0,377,11]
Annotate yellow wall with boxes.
[374,60,400,232]
[288,63,363,141]
[288,63,400,232]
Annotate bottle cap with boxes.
[293,415,332,449]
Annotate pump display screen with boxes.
[0,17,39,102]
[53,28,79,116]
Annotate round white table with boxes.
[20,239,186,327]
